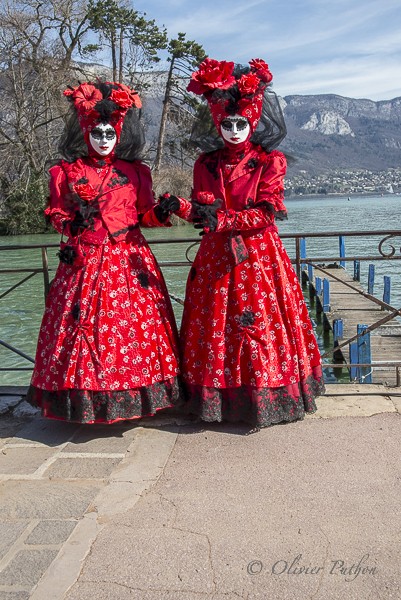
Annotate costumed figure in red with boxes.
[27,81,182,423]
[170,58,325,429]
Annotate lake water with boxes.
[1,194,401,386]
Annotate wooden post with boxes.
[307,263,313,282]
[353,259,360,281]
[333,318,344,341]
[368,264,375,295]
[349,342,359,381]
[357,324,372,383]
[315,276,322,314]
[323,278,330,312]
[339,235,345,269]
[300,237,306,272]
[383,275,391,306]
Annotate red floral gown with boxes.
[27,155,182,423]
[178,142,325,428]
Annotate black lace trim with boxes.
[26,377,184,424]
[183,370,325,428]
[107,167,130,188]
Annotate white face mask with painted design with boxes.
[220,114,251,145]
[89,123,117,156]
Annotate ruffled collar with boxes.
[86,145,116,168]
[221,140,252,165]
[86,154,115,168]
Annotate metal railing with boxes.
[1,228,401,383]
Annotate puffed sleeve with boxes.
[214,150,287,233]
[134,161,156,216]
[256,150,287,218]
[139,160,192,227]
[135,161,171,228]
[44,164,75,234]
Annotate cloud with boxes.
[133,0,401,100]
[276,56,401,100]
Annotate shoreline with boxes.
[284,191,399,200]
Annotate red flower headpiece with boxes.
[187,58,273,132]
[63,81,142,144]
[187,58,236,95]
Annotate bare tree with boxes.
[153,32,205,172]
[0,0,93,232]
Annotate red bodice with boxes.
[45,157,155,243]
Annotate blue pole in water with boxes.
[357,324,372,383]
[339,236,346,269]
[323,278,330,312]
[368,264,375,295]
[349,342,359,381]
[333,318,344,341]
[353,260,360,282]
[307,263,314,282]
[383,275,391,305]
[300,238,306,271]
[315,277,322,295]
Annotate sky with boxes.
[132,0,401,101]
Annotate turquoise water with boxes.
[1,194,401,385]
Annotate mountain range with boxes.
[278,94,401,175]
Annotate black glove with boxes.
[69,211,91,236]
[192,200,221,235]
[154,193,181,223]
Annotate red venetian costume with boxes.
[176,58,325,428]
[27,82,182,423]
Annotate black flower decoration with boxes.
[247,158,258,169]
[138,272,150,289]
[205,156,219,179]
[239,310,255,327]
[108,168,130,188]
[57,245,76,265]
[71,303,80,320]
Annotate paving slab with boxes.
[0,592,30,600]
[0,447,56,475]
[25,521,77,546]
[9,419,80,447]
[0,524,29,561]
[0,481,101,520]
[44,457,123,480]
[0,549,60,587]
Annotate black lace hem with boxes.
[183,368,325,428]
[26,377,184,424]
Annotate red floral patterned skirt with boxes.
[180,228,325,427]
[27,229,182,423]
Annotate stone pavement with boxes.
[0,384,400,600]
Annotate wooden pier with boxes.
[307,264,401,386]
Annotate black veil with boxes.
[189,86,287,154]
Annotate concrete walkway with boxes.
[0,384,400,600]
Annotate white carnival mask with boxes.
[89,123,117,156]
[220,114,251,145]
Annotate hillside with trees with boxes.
[0,0,205,234]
